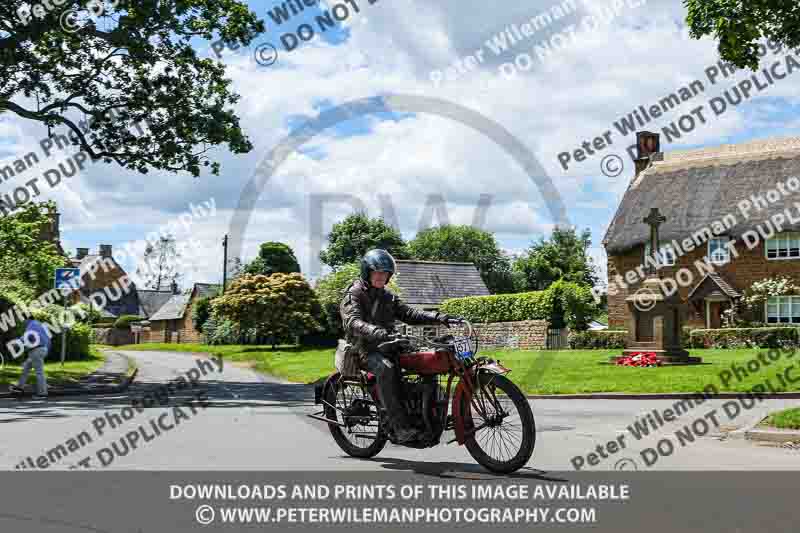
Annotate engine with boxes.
[402,376,447,441]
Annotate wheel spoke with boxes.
[462,375,534,472]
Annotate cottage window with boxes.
[766,296,800,323]
[708,237,730,265]
[422,326,437,340]
[644,242,675,266]
[766,232,800,259]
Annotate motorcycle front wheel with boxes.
[460,373,536,474]
[324,373,388,458]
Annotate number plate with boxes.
[454,337,474,361]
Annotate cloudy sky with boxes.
[4,0,800,289]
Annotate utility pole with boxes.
[222,234,228,294]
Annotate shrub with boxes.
[192,295,216,332]
[689,327,800,349]
[48,322,94,361]
[568,330,628,349]
[113,314,143,329]
[439,280,599,330]
[212,273,323,342]
[206,317,241,345]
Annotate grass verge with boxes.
[764,408,800,430]
[109,344,800,394]
[0,346,107,390]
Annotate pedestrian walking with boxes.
[10,318,51,399]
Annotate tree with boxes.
[685,0,800,69]
[137,234,182,291]
[406,224,514,294]
[244,242,300,276]
[314,262,402,337]
[513,227,598,292]
[320,212,408,269]
[211,273,323,348]
[1,1,264,176]
[191,292,218,332]
[0,201,66,296]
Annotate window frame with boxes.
[708,236,731,265]
[765,295,800,324]
[765,232,800,260]
[644,242,676,267]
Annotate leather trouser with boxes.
[365,351,409,431]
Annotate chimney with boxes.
[99,244,113,258]
[38,206,61,245]
[634,131,661,176]
[171,280,179,294]
[76,247,89,259]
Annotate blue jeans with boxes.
[17,347,48,395]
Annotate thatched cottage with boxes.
[604,132,800,330]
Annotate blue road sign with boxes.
[54,268,82,291]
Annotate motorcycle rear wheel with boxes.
[461,373,535,474]
[324,373,388,458]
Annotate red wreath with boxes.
[616,351,661,367]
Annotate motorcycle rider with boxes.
[340,249,463,444]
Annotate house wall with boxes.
[607,236,800,329]
[146,320,167,343]
[144,296,205,344]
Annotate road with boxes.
[1,350,798,473]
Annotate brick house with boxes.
[392,260,490,339]
[603,132,800,330]
[145,283,220,343]
[70,244,165,319]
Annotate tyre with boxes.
[324,373,388,458]
[461,373,535,474]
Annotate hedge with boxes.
[689,327,800,349]
[48,322,94,361]
[568,330,628,349]
[439,280,598,330]
[113,314,143,329]
[568,327,693,350]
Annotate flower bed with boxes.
[615,351,661,367]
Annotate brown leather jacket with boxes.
[340,278,444,362]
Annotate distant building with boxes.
[144,283,221,343]
[392,260,490,339]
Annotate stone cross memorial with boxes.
[611,208,701,365]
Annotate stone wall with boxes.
[401,320,549,350]
[93,327,134,346]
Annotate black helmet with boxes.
[360,249,396,284]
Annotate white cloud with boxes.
[2,0,800,288]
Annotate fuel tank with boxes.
[398,350,451,375]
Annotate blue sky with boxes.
[4,0,800,289]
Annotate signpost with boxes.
[54,268,81,366]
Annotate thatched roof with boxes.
[603,136,800,255]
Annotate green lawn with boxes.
[115,343,333,383]
[0,347,107,390]
[764,408,800,430]
[110,344,800,394]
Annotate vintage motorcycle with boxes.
[309,320,536,474]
